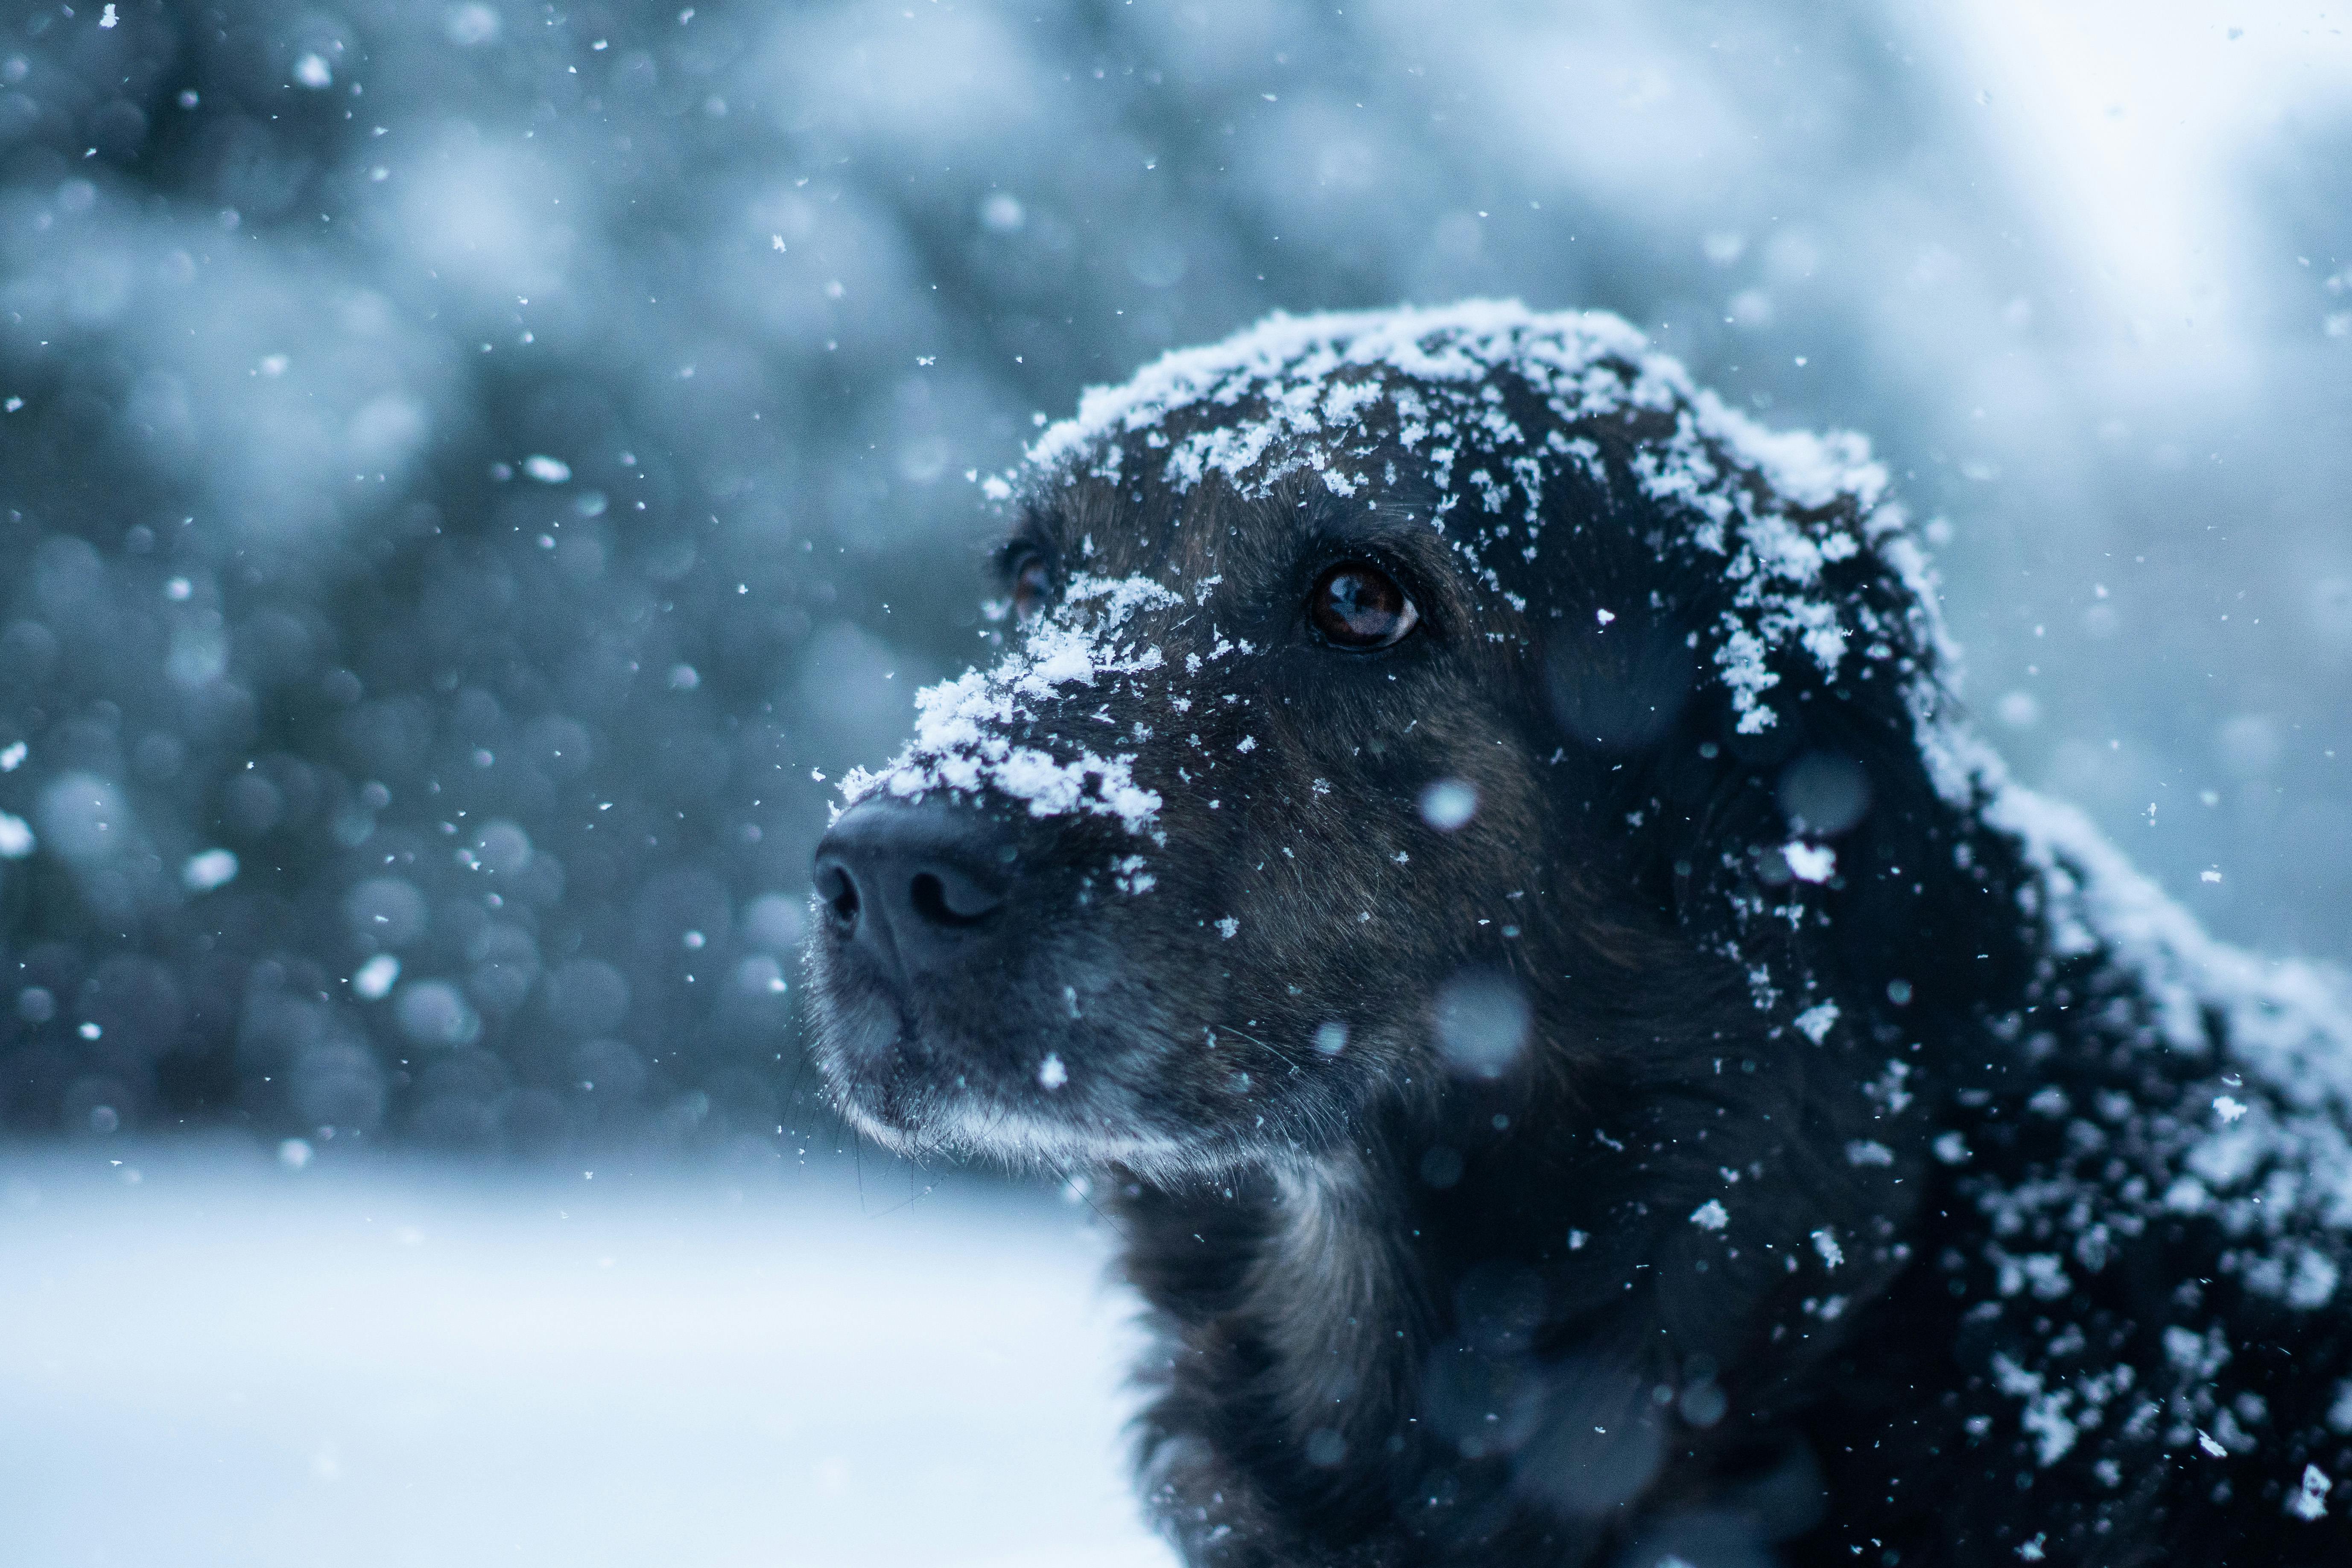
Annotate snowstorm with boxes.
[3,2,2350,1564]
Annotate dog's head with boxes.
[805,303,1975,1179]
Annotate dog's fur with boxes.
[805,305,2352,1566]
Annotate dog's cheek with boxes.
[894,894,1204,1139]
[1006,879,1324,1150]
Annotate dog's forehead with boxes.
[990,305,1921,735]
[1020,448,1453,600]
[1006,318,1619,614]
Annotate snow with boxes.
[352,954,401,1001]
[840,574,1177,839]
[181,847,240,892]
[1432,970,1534,1080]
[1811,1228,1844,1270]
[1007,303,1899,746]
[0,1148,1171,1568]
[1418,779,1479,831]
[0,16,2342,1518]
[1793,1001,1841,1045]
[1907,717,2352,1478]
[1938,748,2352,1270]
[1782,842,1836,883]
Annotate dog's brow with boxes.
[1297,506,1462,583]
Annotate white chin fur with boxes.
[841,1086,1201,1180]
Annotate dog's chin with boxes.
[873,1094,1198,1175]
[813,1005,1198,1175]
[833,1067,1202,1176]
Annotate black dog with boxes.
[805,303,2352,1566]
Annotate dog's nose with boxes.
[813,801,1010,984]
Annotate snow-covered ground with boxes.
[0,1147,1174,1568]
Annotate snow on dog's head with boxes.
[806,299,1959,1175]
[839,300,1930,847]
[1002,298,1914,741]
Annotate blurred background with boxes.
[0,0,2347,1562]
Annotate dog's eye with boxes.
[1010,552,1052,626]
[1309,561,1419,650]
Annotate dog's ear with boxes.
[1507,403,2021,1010]
[1628,644,2034,1024]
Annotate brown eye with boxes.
[1010,552,1052,625]
[1309,561,1419,650]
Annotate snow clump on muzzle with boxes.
[836,572,1180,838]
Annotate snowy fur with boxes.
[810,302,2352,1566]
[840,571,1179,835]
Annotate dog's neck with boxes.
[1118,1001,1912,1563]
[1119,1137,1438,1560]
[1255,1145,1432,1454]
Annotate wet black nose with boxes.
[812,802,1010,986]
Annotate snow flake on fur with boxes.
[1905,736,2352,1492]
[861,298,2352,1528]
[839,572,1178,836]
[1011,300,1898,738]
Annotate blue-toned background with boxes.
[0,3,2347,1560]
[4,0,2349,1152]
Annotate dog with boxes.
[804,302,2352,1566]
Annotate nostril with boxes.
[909,869,1002,928]
[816,863,861,932]
[812,806,1012,964]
